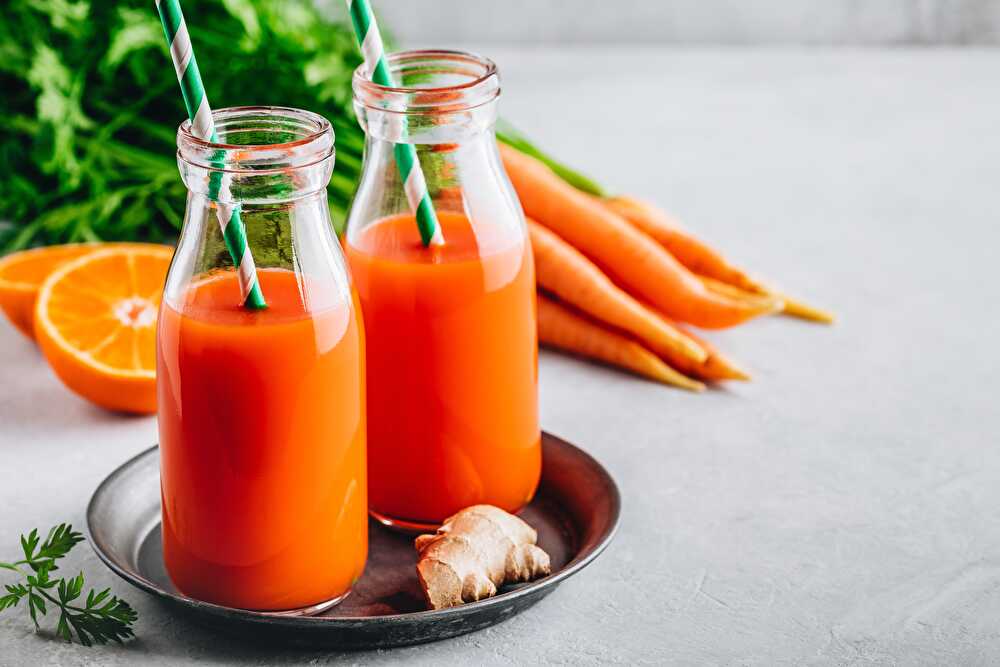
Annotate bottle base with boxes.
[256,588,353,617]
[369,509,441,535]
[165,555,356,616]
[370,500,534,536]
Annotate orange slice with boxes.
[0,243,158,341]
[34,245,174,414]
[0,244,101,340]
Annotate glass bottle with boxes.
[158,106,367,613]
[344,51,540,531]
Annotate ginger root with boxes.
[414,505,551,610]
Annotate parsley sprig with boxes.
[0,524,137,646]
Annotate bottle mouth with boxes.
[177,106,334,172]
[352,49,500,114]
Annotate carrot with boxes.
[702,274,834,324]
[537,294,705,392]
[698,275,833,323]
[660,319,750,382]
[607,196,835,324]
[499,143,774,329]
[528,219,707,364]
[604,195,765,292]
[778,295,835,324]
[435,185,465,211]
[625,298,750,382]
[697,275,784,315]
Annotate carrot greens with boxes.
[0,0,367,252]
[0,524,137,645]
[0,1,591,256]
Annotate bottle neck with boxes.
[357,100,498,146]
[346,49,523,246]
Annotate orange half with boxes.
[34,245,174,414]
[0,243,159,341]
[0,244,103,339]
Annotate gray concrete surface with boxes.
[1,47,998,665]
[320,0,1000,45]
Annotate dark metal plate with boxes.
[86,432,620,648]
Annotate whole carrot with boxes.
[500,143,774,329]
[628,297,750,382]
[607,196,835,324]
[605,195,762,292]
[659,318,750,382]
[537,294,705,392]
[697,275,783,314]
[528,219,706,363]
[697,275,834,324]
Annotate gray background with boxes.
[321,0,1000,44]
[2,44,998,664]
[4,0,1000,663]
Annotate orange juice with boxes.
[345,211,540,527]
[157,268,367,611]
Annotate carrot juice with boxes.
[345,210,541,528]
[157,268,367,611]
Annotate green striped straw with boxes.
[155,0,267,309]
[346,0,444,247]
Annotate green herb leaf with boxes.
[221,0,262,50]
[38,524,85,562]
[21,529,39,562]
[1,0,368,252]
[102,8,165,72]
[26,0,89,36]
[1,524,137,645]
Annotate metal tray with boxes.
[86,432,620,648]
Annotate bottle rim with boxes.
[352,49,500,114]
[177,106,334,172]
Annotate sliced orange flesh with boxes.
[34,245,174,414]
[0,243,160,340]
[0,244,99,339]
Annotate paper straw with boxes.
[155,0,267,309]
[346,0,444,247]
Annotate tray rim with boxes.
[85,431,621,628]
